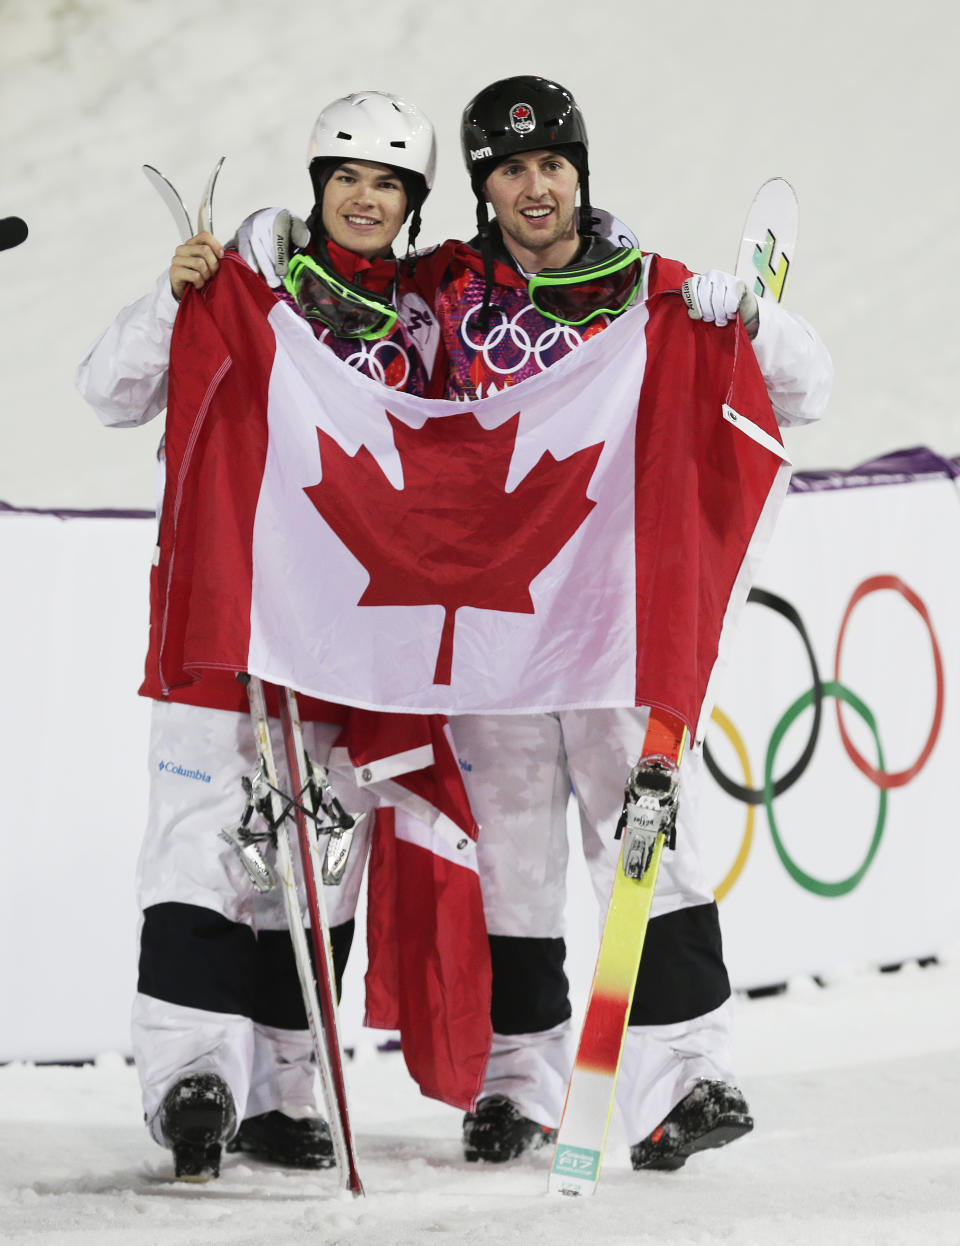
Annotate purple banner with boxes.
[789,446,960,494]
[0,500,154,521]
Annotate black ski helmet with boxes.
[460,75,593,237]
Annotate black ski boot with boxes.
[630,1079,753,1171]
[226,1110,334,1169]
[158,1073,237,1181]
[462,1095,556,1163]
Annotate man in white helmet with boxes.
[76,91,447,1181]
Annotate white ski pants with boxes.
[450,707,735,1144]
[134,699,376,1139]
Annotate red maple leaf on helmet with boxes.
[303,410,603,685]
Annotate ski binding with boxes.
[222,752,364,893]
[615,755,680,880]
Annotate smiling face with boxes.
[320,159,407,259]
[483,149,581,272]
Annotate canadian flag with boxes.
[154,253,790,1112]
[158,254,789,743]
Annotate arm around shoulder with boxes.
[75,271,180,428]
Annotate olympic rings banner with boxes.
[696,450,960,989]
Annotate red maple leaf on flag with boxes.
[303,410,604,684]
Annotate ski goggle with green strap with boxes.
[283,252,398,341]
[528,246,644,326]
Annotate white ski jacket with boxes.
[77,272,178,428]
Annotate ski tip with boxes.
[196,155,227,237]
[756,175,799,202]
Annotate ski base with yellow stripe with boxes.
[548,175,798,1198]
[549,708,687,1197]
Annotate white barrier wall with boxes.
[1,510,154,1062]
[2,461,959,1061]
[699,471,960,985]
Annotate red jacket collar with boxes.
[318,238,397,294]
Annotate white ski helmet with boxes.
[307,90,437,192]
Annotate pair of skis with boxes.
[142,158,225,245]
[548,177,799,1196]
[145,162,365,1196]
[237,677,364,1197]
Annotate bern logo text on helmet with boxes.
[470,146,493,161]
[509,103,535,134]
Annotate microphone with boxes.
[0,217,29,252]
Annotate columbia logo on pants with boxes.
[158,760,212,783]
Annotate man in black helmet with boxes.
[412,75,832,1171]
[463,79,590,290]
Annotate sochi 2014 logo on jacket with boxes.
[509,102,535,134]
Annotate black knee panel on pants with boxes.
[139,901,258,1017]
[252,918,356,1030]
[488,934,572,1035]
[138,903,355,1029]
[628,901,731,1026]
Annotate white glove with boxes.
[227,207,310,287]
[681,269,759,336]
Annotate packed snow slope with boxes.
[2,957,959,1245]
[1,0,958,509]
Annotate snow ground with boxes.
[2,956,959,1246]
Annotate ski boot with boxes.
[630,1079,753,1171]
[463,1095,557,1163]
[158,1073,237,1181]
[226,1110,334,1169]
